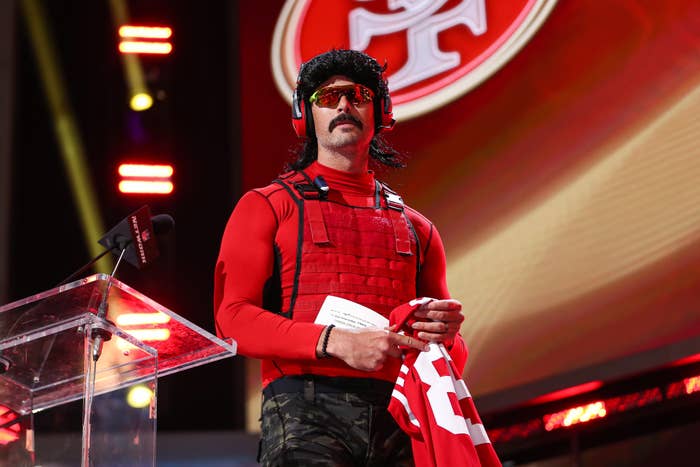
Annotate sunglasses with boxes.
[309,84,374,108]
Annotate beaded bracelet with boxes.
[321,324,335,358]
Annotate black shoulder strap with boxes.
[274,171,330,245]
[377,181,413,256]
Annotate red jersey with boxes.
[389,300,501,467]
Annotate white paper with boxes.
[314,295,389,329]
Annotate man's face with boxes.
[310,75,375,154]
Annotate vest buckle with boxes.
[294,175,329,200]
[385,192,404,211]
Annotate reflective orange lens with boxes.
[309,84,374,108]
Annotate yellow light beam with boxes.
[20,0,112,274]
[109,0,152,111]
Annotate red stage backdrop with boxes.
[238,0,700,404]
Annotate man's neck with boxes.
[317,147,369,174]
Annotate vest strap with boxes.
[379,182,413,256]
[292,174,330,245]
[305,199,329,244]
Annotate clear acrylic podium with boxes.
[0,274,237,466]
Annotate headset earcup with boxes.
[291,89,306,137]
[378,94,395,133]
[304,101,314,137]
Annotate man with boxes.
[214,49,466,466]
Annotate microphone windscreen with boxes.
[152,214,175,235]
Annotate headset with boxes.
[291,66,395,138]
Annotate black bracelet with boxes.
[321,324,335,358]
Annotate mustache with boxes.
[329,113,363,132]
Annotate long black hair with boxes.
[288,49,405,171]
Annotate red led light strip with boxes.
[666,375,700,399]
[118,163,174,195]
[488,373,699,443]
[543,401,607,431]
[119,26,172,39]
[119,42,172,55]
[118,25,173,55]
[0,405,20,446]
[115,312,173,351]
[684,376,700,394]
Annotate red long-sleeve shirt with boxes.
[214,161,466,387]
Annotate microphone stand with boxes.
[56,248,114,287]
[81,246,127,467]
[90,246,127,362]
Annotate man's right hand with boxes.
[319,326,429,371]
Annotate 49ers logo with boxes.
[272,0,558,120]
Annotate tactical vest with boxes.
[266,170,421,322]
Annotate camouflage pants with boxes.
[259,376,414,467]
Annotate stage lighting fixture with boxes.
[119,41,172,55]
[119,180,174,194]
[118,164,173,178]
[487,367,700,448]
[118,163,174,195]
[667,375,700,398]
[121,328,171,342]
[0,404,20,445]
[118,24,173,55]
[117,329,171,353]
[119,25,172,39]
[543,401,607,431]
[115,311,173,353]
[116,312,171,326]
[130,92,153,111]
[126,385,154,409]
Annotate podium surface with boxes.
[0,274,236,465]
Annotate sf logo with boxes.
[273,0,556,119]
[349,0,487,91]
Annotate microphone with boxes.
[105,214,175,252]
[152,214,175,234]
[90,206,174,361]
[98,208,173,270]
[57,209,175,287]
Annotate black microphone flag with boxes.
[98,205,172,269]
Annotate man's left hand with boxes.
[409,299,464,342]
